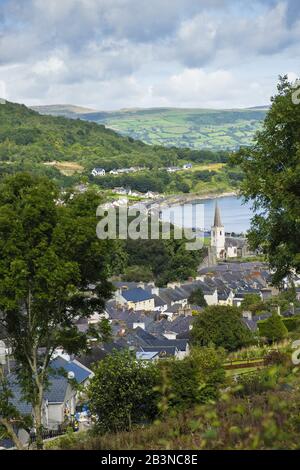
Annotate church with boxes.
[210,202,250,260]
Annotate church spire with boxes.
[213,202,223,227]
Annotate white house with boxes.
[91,168,105,177]
[5,356,93,447]
[115,287,155,311]
[183,163,192,169]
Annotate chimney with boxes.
[242,310,253,321]
[151,287,159,296]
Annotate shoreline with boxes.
[153,190,239,208]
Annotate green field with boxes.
[33,105,268,151]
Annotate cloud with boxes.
[0,0,299,108]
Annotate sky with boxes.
[0,0,299,110]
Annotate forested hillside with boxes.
[0,101,240,193]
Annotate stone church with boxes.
[209,202,250,262]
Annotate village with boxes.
[1,204,300,449]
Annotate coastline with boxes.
[153,190,239,208]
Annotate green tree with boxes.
[234,76,300,285]
[88,351,159,434]
[258,314,288,343]
[191,305,254,351]
[0,375,32,450]
[240,293,265,314]
[0,173,121,449]
[161,347,225,410]
[188,287,207,307]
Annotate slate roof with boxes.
[51,356,92,384]
[141,346,177,357]
[132,327,158,345]
[75,347,108,368]
[6,375,32,415]
[6,371,69,413]
[136,351,159,361]
[165,303,182,313]
[166,316,194,334]
[242,318,258,332]
[102,341,124,354]
[44,375,69,403]
[121,287,153,302]
[152,295,167,307]
[151,338,189,351]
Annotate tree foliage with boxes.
[191,305,254,351]
[234,76,300,285]
[161,347,225,410]
[257,314,288,343]
[0,173,122,448]
[88,351,160,434]
[188,287,207,307]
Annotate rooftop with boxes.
[121,287,153,303]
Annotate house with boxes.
[136,351,160,362]
[218,289,234,305]
[3,356,93,447]
[91,167,105,177]
[167,166,181,173]
[143,191,160,199]
[139,346,179,358]
[116,287,155,311]
[140,338,189,360]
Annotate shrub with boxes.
[88,351,160,434]
[258,314,288,343]
[192,305,254,351]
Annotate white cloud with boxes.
[0,0,299,108]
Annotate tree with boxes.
[258,314,288,343]
[241,293,265,314]
[161,347,225,410]
[234,76,300,285]
[88,351,159,434]
[0,375,32,450]
[188,287,207,307]
[0,173,123,449]
[191,305,254,351]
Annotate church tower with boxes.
[211,202,225,258]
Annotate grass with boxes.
[95,108,267,151]
[34,106,268,151]
[43,161,84,176]
[225,366,263,377]
[177,163,226,173]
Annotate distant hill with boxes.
[32,104,97,119]
[31,105,268,151]
[0,100,234,193]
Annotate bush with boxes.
[160,347,225,410]
[192,305,254,351]
[282,316,300,332]
[88,351,160,434]
[258,314,288,343]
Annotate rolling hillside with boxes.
[0,101,239,194]
[32,105,268,151]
